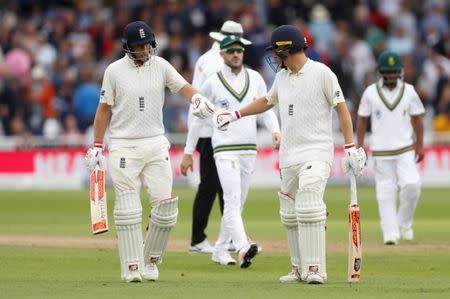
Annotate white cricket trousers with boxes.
[374,151,421,242]
[109,135,173,204]
[214,153,256,253]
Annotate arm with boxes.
[214,97,274,131]
[337,101,366,177]
[411,114,424,162]
[180,109,203,176]
[356,116,369,148]
[179,83,214,119]
[240,97,274,117]
[335,102,354,145]
[85,102,110,172]
[260,109,281,149]
[178,83,199,103]
[93,103,111,143]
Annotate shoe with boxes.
[238,243,258,268]
[305,273,324,284]
[400,228,414,241]
[247,237,263,254]
[122,263,142,283]
[123,272,142,283]
[212,251,236,265]
[279,266,302,283]
[384,239,399,245]
[141,263,159,281]
[189,239,214,254]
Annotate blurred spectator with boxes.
[348,29,377,95]
[0,76,27,135]
[417,42,450,108]
[308,4,335,57]
[161,33,189,73]
[35,32,57,67]
[386,23,415,54]
[366,28,386,58]
[28,65,57,134]
[61,114,83,146]
[433,81,450,131]
[73,65,100,131]
[0,0,449,140]
[391,0,417,45]
[420,0,449,41]
[3,47,32,85]
[9,115,32,146]
[42,117,61,140]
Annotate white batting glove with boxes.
[191,93,215,119]
[214,109,241,131]
[85,142,107,173]
[342,143,366,177]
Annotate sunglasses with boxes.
[224,47,245,54]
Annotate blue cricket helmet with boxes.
[266,25,308,51]
[122,21,156,49]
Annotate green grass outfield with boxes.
[0,187,449,299]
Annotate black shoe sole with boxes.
[240,244,258,268]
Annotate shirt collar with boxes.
[221,63,244,77]
[287,58,311,76]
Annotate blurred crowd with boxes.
[1,0,450,146]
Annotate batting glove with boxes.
[191,93,215,119]
[85,142,107,173]
[214,109,241,131]
[342,143,366,177]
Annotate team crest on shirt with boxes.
[218,99,230,110]
[375,109,382,119]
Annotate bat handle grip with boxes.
[350,173,357,204]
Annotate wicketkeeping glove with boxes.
[191,93,215,119]
[85,142,107,173]
[342,143,366,177]
[214,109,241,131]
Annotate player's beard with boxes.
[126,45,157,66]
[130,51,150,65]
[379,70,403,88]
[226,57,243,73]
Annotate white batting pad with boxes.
[295,188,327,280]
[143,197,178,264]
[279,192,301,268]
[114,191,144,280]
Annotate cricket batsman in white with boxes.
[357,50,424,245]
[199,35,280,267]
[214,25,366,284]
[85,21,214,283]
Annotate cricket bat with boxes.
[348,173,362,283]
[89,165,108,234]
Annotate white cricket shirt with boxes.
[183,43,223,154]
[266,59,345,168]
[100,54,188,150]
[358,79,425,159]
[201,64,280,156]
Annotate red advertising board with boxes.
[0,146,449,189]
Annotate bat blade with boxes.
[348,203,362,282]
[348,173,361,283]
[90,166,109,235]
